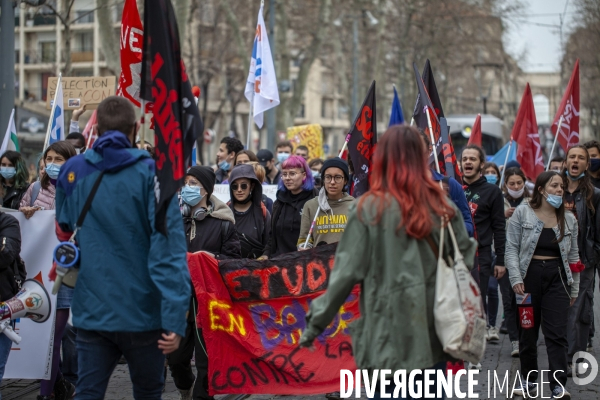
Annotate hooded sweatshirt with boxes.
[55,130,191,336]
[228,164,271,259]
[298,189,355,248]
[263,188,316,257]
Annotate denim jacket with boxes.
[506,204,581,298]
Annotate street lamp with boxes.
[0,0,47,135]
[333,11,379,120]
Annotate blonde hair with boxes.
[248,161,266,183]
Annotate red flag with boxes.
[116,0,144,107]
[468,114,482,147]
[551,59,580,151]
[513,84,544,181]
[82,109,97,149]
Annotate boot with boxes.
[54,376,76,400]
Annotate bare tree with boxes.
[97,0,121,76]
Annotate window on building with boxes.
[74,10,94,24]
[321,98,334,119]
[297,104,305,118]
[40,41,56,63]
[74,32,93,53]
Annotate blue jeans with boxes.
[369,362,446,400]
[0,331,13,396]
[75,329,165,400]
[488,276,499,327]
[61,323,78,384]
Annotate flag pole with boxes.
[425,107,441,174]
[44,73,62,151]
[301,133,351,249]
[546,115,564,171]
[246,94,254,150]
[499,137,514,187]
[140,100,146,150]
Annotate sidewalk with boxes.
[3,286,600,399]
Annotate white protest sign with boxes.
[212,184,277,204]
[4,210,57,379]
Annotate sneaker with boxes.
[551,386,571,400]
[587,338,593,352]
[178,388,193,400]
[511,341,519,357]
[487,326,500,341]
[53,376,75,400]
[468,362,482,370]
[513,381,537,397]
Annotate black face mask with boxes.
[265,166,272,175]
[234,194,253,205]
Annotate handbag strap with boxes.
[446,219,464,262]
[425,222,445,261]
[73,171,105,233]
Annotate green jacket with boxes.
[303,194,477,372]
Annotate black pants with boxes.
[473,247,493,322]
[167,299,211,400]
[568,265,595,359]
[515,259,570,390]
[499,273,519,342]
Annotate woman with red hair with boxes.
[300,125,476,399]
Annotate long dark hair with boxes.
[41,141,77,190]
[358,125,455,238]
[483,162,500,186]
[503,167,530,198]
[530,171,565,242]
[0,151,30,190]
[563,145,595,214]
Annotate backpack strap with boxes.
[30,181,41,207]
[260,202,267,219]
[220,220,230,246]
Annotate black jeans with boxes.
[167,300,210,400]
[61,323,78,385]
[568,265,595,359]
[515,259,570,391]
[473,247,493,322]
[499,273,519,342]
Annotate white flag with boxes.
[0,109,19,155]
[45,78,65,149]
[244,3,279,128]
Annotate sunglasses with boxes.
[231,183,249,191]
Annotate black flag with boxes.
[140,0,203,234]
[422,59,445,119]
[347,81,377,198]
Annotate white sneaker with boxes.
[468,362,482,370]
[551,386,571,399]
[487,326,500,341]
[511,341,519,357]
[513,381,537,397]
[178,388,193,400]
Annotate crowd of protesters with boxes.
[0,96,597,400]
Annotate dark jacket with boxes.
[228,165,271,259]
[56,130,191,336]
[2,183,30,210]
[432,170,474,237]
[265,169,281,185]
[263,188,316,257]
[0,212,21,301]
[566,184,600,268]
[464,176,506,266]
[184,195,242,260]
[215,168,229,184]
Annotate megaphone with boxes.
[0,279,52,344]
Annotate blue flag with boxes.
[491,141,517,166]
[388,86,404,127]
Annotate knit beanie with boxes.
[186,166,216,198]
[321,157,350,182]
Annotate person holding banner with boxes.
[170,165,241,400]
[0,151,31,210]
[227,164,271,259]
[0,211,21,386]
[20,142,77,218]
[297,157,355,249]
[300,125,476,399]
[261,155,316,258]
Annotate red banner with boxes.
[551,59,580,151]
[188,244,360,395]
[513,84,544,181]
[117,0,144,107]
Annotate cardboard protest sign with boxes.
[287,124,324,160]
[46,76,117,110]
[188,244,360,394]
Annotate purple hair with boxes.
[278,155,314,192]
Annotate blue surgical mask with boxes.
[45,163,61,179]
[181,185,202,206]
[0,167,16,180]
[545,192,563,209]
[277,153,290,164]
[567,170,585,180]
[591,158,600,173]
[484,174,498,185]
[218,160,231,172]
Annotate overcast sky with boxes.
[504,0,575,73]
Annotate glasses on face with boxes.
[282,171,300,179]
[324,175,344,183]
[231,183,249,191]
[185,179,202,189]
